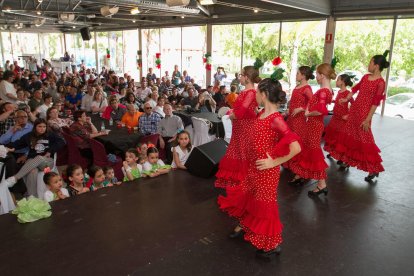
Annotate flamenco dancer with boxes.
[215,62,261,188]
[287,63,335,196]
[324,74,354,161]
[286,66,314,140]
[328,52,389,181]
[218,77,301,260]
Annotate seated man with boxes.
[121,103,143,128]
[157,103,184,164]
[180,88,198,109]
[102,96,127,122]
[139,101,161,136]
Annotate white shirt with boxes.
[44,188,69,202]
[143,159,165,172]
[0,80,17,104]
[171,145,193,168]
[91,98,108,113]
[136,87,152,101]
[153,106,165,118]
[37,103,53,119]
[121,163,143,177]
[81,93,94,112]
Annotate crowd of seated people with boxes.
[0,60,241,206]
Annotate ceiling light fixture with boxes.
[254,9,258,13]
[37,0,43,3]
[130,7,140,14]
[181,15,185,18]
[100,6,119,17]
[199,0,217,5]
[132,20,136,23]
[72,26,76,29]
[36,10,42,15]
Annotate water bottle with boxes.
[109,117,113,126]
[101,121,105,131]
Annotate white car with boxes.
[401,78,414,89]
[382,93,414,120]
[388,76,405,87]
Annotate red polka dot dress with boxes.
[324,89,353,153]
[218,111,300,251]
[288,88,333,180]
[329,74,385,173]
[286,85,313,140]
[215,89,258,188]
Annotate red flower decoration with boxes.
[155,53,161,58]
[156,64,161,69]
[106,54,111,59]
[43,167,51,174]
[272,57,282,66]
[203,57,207,63]
[205,64,212,71]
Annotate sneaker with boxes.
[5,176,17,187]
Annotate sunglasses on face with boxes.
[145,107,152,110]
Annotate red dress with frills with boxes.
[328,74,385,173]
[215,89,258,188]
[218,111,300,251]
[323,90,353,153]
[286,85,313,140]
[287,88,332,180]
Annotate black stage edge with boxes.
[0,114,414,275]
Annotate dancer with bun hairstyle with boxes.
[218,78,301,260]
[329,53,389,181]
[286,66,314,140]
[288,63,335,196]
[215,64,261,188]
[324,74,354,160]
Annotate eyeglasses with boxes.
[145,107,153,110]
[16,116,28,119]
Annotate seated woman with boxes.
[5,119,66,198]
[121,91,140,111]
[69,110,108,160]
[90,90,108,114]
[47,106,72,133]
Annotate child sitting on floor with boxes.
[43,172,69,202]
[137,141,156,163]
[171,130,193,170]
[122,148,144,181]
[66,164,90,196]
[88,165,112,191]
[142,147,171,177]
[103,166,122,185]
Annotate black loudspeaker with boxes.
[80,27,91,41]
[185,139,228,178]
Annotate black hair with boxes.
[126,148,139,157]
[257,78,287,105]
[3,70,14,80]
[88,165,103,178]
[31,118,48,145]
[339,74,353,87]
[43,171,59,185]
[73,110,86,122]
[102,166,114,174]
[298,66,315,80]
[372,54,390,71]
[147,147,159,156]
[66,164,83,178]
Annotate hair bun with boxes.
[254,76,262,83]
[309,73,315,80]
[384,61,390,69]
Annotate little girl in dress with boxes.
[66,164,89,196]
[142,147,171,177]
[171,130,193,170]
[89,165,112,191]
[122,148,144,181]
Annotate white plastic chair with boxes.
[184,124,194,142]
[0,162,16,215]
[221,115,233,143]
[191,117,215,147]
[217,106,230,118]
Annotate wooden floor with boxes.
[0,114,413,276]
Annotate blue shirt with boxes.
[0,123,33,154]
[66,93,83,106]
[139,112,161,135]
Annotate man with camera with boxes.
[214,66,227,85]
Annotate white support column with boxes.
[138,28,143,81]
[323,16,335,64]
[206,24,212,87]
[381,17,397,116]
[94,31,98,72]
[278,21,282,56]
[0,31,5,66]
[240,24,244,69]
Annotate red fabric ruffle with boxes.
[215,158,249,188]
[287,147,328,179]
[372,94,385,106]
[311,103,329,116]
[328,132,384,173]
[269,132,301,159]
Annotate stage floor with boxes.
[0,114,413,275]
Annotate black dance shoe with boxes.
[288,177,305,186]
[326,154,332,159]
[364,173,379,182]
[256,246,282,260]
[337,160,344,165]
[339,162,350,169]
[229,227,244,239]
[308,186,328,197]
